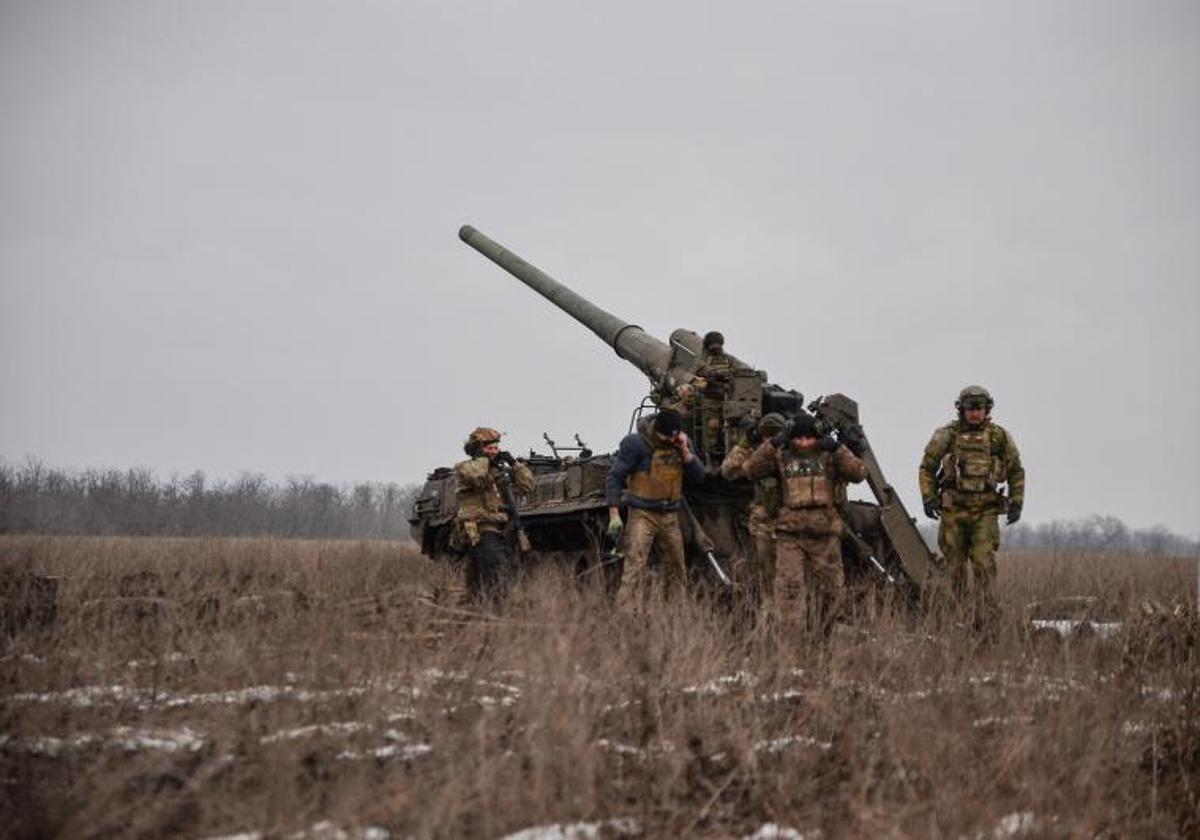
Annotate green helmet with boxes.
[955,385,994,412]
[756,412,788,438]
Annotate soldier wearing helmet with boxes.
[693,331,738,462]
[453,426,534,605]
[722,412,789,615]
[743,411,869,637]
[918,386,1025,626]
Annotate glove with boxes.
[923,497,941,520]
[1006,502,1022,525]
[607,517,624,540]
[495,450,516,468]
[818,435,839,452]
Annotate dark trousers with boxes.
[466,529,516,605]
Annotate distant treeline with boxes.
[0,460,420,540]
[2,459,1197,554]
[919,514,1199,557]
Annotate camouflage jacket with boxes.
[742,440,868,504]
[918,419,1024,508]
[721,437,782,516]
[719,438,753,481]
[695,350,738,400]
[454,456,534,527]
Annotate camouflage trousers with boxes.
[743,505,777,602]
[732,506,776,628]
[774,529,844,637]
[619,507,686,610]
[938,507,1001,624]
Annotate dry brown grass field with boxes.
[1,535,1197,839]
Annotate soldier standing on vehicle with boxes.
[743,412,869,636]
[605,409,705,608]
[919,386,1024,627]
[453,427,534,606]
[693,331,737,462]
[722,412,789,614]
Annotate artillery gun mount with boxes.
[410,226,934,600]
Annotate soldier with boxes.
[721,412,788,612]
[605,409,705,608]
[693,331,737,462]
[743,412,868,636]
[919,386,1024,626]
[453,427,534,605]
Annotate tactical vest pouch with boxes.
[783,475,832,508]
[757,477,782,517]
[951,429,996,494]
[780,451,833,509]
[628,448,685,502]
[990,457,1007,485]
[451,520,480,551]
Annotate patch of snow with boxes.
[260,722,368,744]
[972,716,1033,729]
[742,824,808,840]
[9,684,151,707]
[288,820,391,839]
[7,727,203,756]
[422,667,468,681]
[17,734,100,757]
[110,726,206,753]
[1122,720,1153,736]
[1140,685,1179,702]
[992,811,1036,838]
[682,671,754,697]
[754,735,832,754]
[1030,620,1121,639]
[498,817,639,840]
[337,743,432,762]
[7,681,372,711]
[593,739,675,760]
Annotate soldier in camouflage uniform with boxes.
[721,412,788,612]
[693,331,738,463]
[605,409,705,609]
[743,413,868,636]
[919,386,1025,625]
[453,427,534,605]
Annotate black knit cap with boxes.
[702,331,724,349]
[789,412,818,438]
[654,409,682,437]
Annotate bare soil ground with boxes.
[1,536,1197,839]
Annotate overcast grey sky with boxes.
[2,1,1197,534]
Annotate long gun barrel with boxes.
[459,225,674,385]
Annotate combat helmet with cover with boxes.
[463,426,502,456]
[756,412,788,439]
[955,385,994,413]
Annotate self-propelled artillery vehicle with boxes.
[409,225,934,597]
